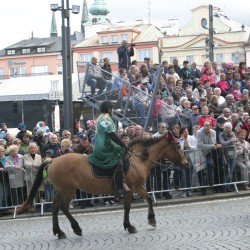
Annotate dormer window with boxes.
[22,48,31,54]
[102,36,109,44]
[7,49,15,55]
[37,47,46,53]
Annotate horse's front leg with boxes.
[137,186,156,228]
[123,191,138,233]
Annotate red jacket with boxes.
[198,115,216,128]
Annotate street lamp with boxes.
[50,1,80,135]
[202,5,215,62]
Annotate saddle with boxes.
[90,156,131,178]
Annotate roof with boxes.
[0,74,81,102]
[3,37,62,52]
[74,24,163,48]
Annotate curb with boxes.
[1,190,250,220]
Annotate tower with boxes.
[81,0,89,39]
[50,12,58,38]
[81,0,112,39]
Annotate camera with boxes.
[130,43,136,47]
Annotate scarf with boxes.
[0,155,6,167]
[13,155,19,165]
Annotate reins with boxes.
[127,146,169,168]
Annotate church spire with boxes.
[50,12,58,38]
[81,0,89,24]
[81,0,89,39]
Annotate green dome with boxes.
[89,0,110,16]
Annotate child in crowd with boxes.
[198,105,216,128]
[190,106,201,133]
[179,100,192,130]
[216,73,229,97]
[233,73,244,91]
[42,149,56,212]
[230,82,242,101]
[121,133,130,145]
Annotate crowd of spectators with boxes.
[86,54,250,198]
[1,56,250,213]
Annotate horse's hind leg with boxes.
[60,189,82,237]
[52,192,67,239]
[123,192,138,233]
[60,204,82,236]
[137,186,156,228]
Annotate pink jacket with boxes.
[216,80,229,93]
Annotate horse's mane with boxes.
[128,135,165,160]
[128,134,164,147]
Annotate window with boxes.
[0,68,4,79]
[138,49,152,61]
[37,47,46,53]
[186,56,194,63]
[231,52,240,64]
[9,67,26,77]
[101,36,109,44]
[57,64,62,74]
[101,52,113,62]
[7,50,15,55]
[80,53,92,62]
[169,57,176,63]
[57,54,62,60]
[112,35,118,43]
[31,65,49,76]
[22,48,31,54]
[216,53,224,65]
[121,34,128,41]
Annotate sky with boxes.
[0,0,250,49]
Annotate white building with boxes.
[161,5,250,67]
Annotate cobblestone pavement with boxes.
[1,197,250,250]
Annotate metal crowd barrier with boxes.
[1,144,249,218]
[147,145,248,203]
[0,167,28,218]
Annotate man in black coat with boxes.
[117,40,134,70]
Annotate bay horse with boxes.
[17,131,188,239]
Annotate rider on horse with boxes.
[88,100,130,195]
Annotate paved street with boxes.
[1,197,250,250]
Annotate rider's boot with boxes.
[122,179,131,192]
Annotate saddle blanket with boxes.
[90,157,131,178]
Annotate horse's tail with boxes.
[17,158,52,214]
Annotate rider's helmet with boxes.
[99,100,114,113]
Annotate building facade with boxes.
[161,5,250,67]
[73,23,164,73]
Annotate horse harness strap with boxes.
[129,146,170,169]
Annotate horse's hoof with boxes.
[58,232,67,239]
[128,225,138,234]
[74,230,82,236]
[148,219,156,228]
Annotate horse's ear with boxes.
[167,131,174,141]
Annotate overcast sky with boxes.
[1,0,250,49]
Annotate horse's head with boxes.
[163,131,189,168]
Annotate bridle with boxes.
[127,137,184,168]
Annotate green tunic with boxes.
[88,114,125,169]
